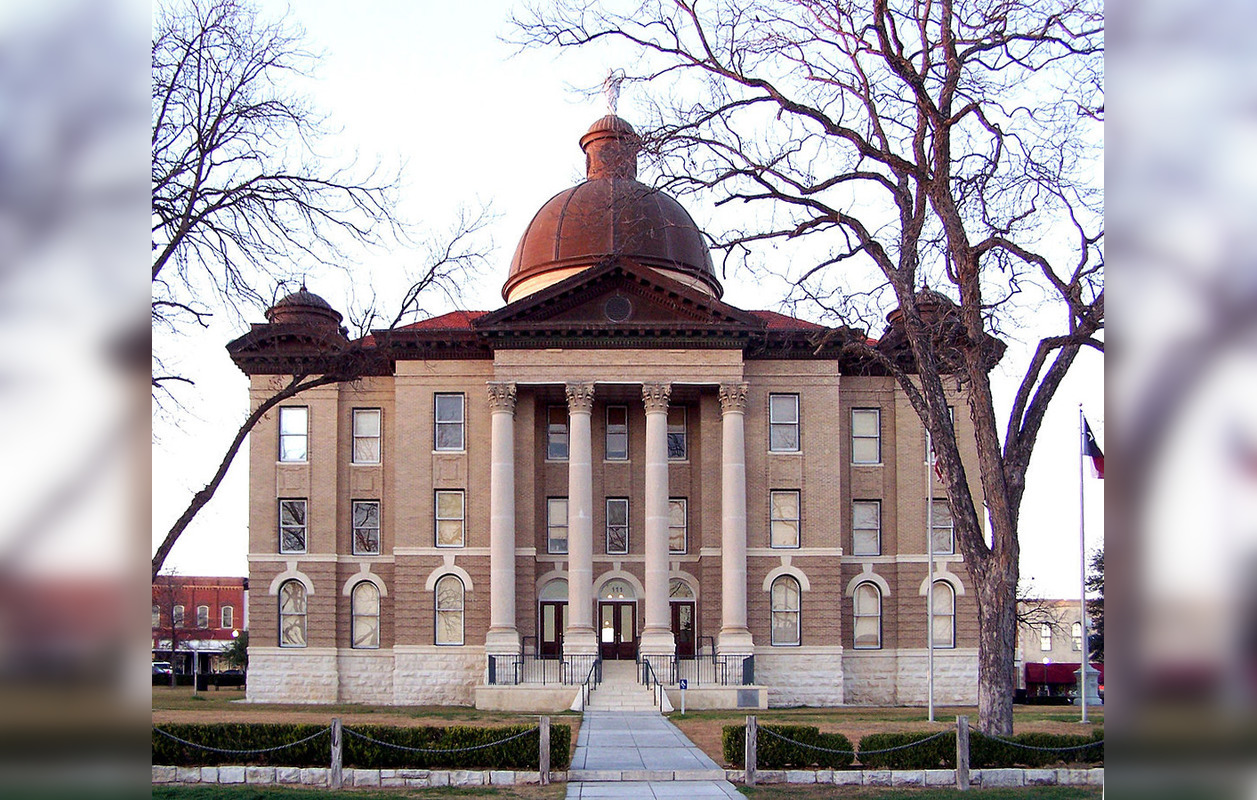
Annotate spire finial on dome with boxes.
[603,68,625,115]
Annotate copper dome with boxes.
[265,286,344,331]
[503,115,721,303]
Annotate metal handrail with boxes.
[579,657,602,709]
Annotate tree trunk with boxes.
[974,555,1017,735]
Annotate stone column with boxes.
[718,383,755,655]
[639,383,676,657]
[485,382,520,655]
[563,382,598,655]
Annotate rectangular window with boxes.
[173,605,184,628]
[279,499,308,554]
[435,491,465,547]
[434,393,465,451]
[196,605,209,629]
[547,406,569,460]
[352,408,381,464]
[606,497,629,554]
[605,405,628,460]
[770,490,801,548]
[547,498,568,554]
[669,498,688,554]
[931,499,954,554]
[1072,622,1083,651]
[667,406,687,460]
[769,394,800,452]
[221,605,234,629]
[152,605,160,627]
[1040,623,1052,651]
[278,406,308,462]
[852,500,881,555]
[851,408,881,464]
[353,500,381,554]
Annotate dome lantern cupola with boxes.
[503,115,721,304]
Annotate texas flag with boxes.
[1083,418,1104,479]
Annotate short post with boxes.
[539,716,551,786]
[330,717,343,790]
[955,715,969,791]
[745,714,757,786]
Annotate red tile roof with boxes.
[748,309,825,330]
[399,310,489,330]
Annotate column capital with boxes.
[486,382,517,413]
[641,383,671,413]
[719,382,749,414]
[565,382,596,413]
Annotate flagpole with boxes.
[1079,405,1089,724]
[926,430,935,723]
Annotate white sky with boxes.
[152,0,1103,599]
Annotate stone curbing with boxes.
[154,764,1101,787]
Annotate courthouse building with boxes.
[228,115,988,709]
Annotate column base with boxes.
[562,626,599,657]
[638,627,676,658]
[484,627,521,656]
[717,627,755,657]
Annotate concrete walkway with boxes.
[566,711,740,799]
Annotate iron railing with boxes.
[578,657,602,708]
[487,651,601,686]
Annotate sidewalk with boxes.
[566,711,740,799]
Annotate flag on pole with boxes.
[1082,418,1104,479]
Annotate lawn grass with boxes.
[736,787,1102,799]
[152,786,565,799]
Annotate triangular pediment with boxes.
[473,260,765,336]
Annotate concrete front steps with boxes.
[585,660,658,711]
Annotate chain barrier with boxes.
[973,732,1105,753]
[759,726,950,756]
[342,725,538,754]
[154,726,330,755]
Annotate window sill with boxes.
[276,460,309,466]
[351,461,382,467]
[852,462,883,467]
[433,449,466,455]
[768,450,802,456]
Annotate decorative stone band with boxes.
[565,382,596,413]
[719,382,749,414]
[486,382,517,413]
[641,383,671,413]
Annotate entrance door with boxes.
[539,601,565,658]
[599,601,637,660]
[671,601,696,658]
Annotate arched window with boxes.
[196,605,210,629]
[172,604,185,628]
[1072,621,1083,651]
[435,575,464,646]
[853,582,882,649]
[352,582,380,649]
[669,579,695,600]
[152,604,160,628]
[279,580,307,647]
[770,576,801,646]
[931,582,955,649]
[221,605,234,629]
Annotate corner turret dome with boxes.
[265,286,344,332]
[503,115,721,303]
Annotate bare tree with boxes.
[513,0,1103,733]
[151,0,401,391]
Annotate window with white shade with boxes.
[547,498,568,554]
[851,408,880,464]
[770,575,801,645]
[853,582,882,649]
[278,407,308,462]
[770,490,801,548]
[852,500,881,555]
[1072,622,1083,651]
[933,582,956,648]
[434,393,464,451]
[352,408,381,464]
[435,491,464,548]
[352,582,380,649]
[434,575,464,646]
[769,394,800,451]
[605,405,628,460]
[279,581,306,647]
[1040,623,1052,651]
[668,498,688,554]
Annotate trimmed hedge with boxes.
[152,722,571,770]
[857,732,956,769]
[971,729,1103,768]
[722,725,854,769]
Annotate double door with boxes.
[599,601,637,660]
